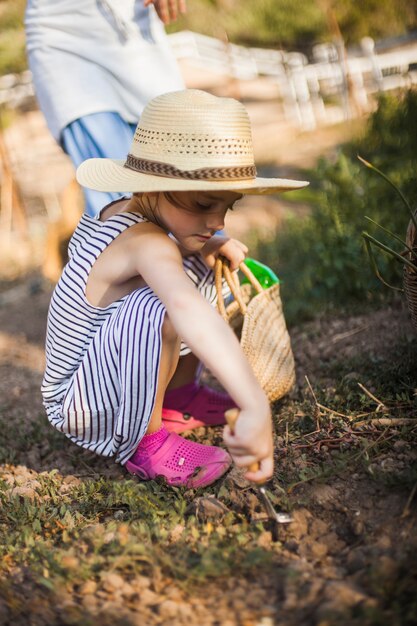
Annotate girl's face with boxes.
[155,190,242,251]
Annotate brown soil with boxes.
[0,277,416,626]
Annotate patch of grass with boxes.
[0,470,278,593]
[268,320,417,498]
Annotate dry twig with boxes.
[401,481,417,518]
[357,382,387,412]
[305,376,321,430]
[331,324,370,343]
[354,417,417,428]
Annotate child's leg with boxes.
[146,313,181,433]
[166,353,200,390]
[126,311,232,488]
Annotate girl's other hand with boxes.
[201,235,248,271]
[223,403,274,483]
[144,0,187,24]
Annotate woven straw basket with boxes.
[215,258,295,402]
[404,211,417,331]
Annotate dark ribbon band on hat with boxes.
[124,154,257,181]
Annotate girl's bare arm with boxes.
[133,229,273,482]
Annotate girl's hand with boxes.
[223,403,274,483]
[144,0,187,24]
[201,236,248,271]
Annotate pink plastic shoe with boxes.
[163,382,236,433]
[125,429,231,488]
[161,408,223,434]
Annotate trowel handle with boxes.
[224,408,260,473]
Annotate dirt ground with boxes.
[0,275,416,626]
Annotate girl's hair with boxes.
[131,193,163,227]
[131,191,194,228]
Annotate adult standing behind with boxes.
[25,0,186,217]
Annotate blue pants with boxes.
[61,112,136,217]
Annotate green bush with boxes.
[254,90,417,324]
[0,0,27,75]
[169,0,417,47]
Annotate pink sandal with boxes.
[125,429,231,488]
[163,382,236,433]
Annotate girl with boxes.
[42,89,308,488]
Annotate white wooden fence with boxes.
[1,31,417,132]
[169,31,417,130]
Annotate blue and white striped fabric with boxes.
[42,209,220,464]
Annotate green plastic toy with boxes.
[241,258,280,289]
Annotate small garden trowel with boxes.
[225,408,293,540]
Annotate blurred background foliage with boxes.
[0,0,26,75]
[170,0,417,49]
[1,0,417,325]
[254,90,417,324]
[1,0,417,75]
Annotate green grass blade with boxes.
[358,155,417,231]
[363,235,403,291]
[362,231,417,272]
[364,216,414,253]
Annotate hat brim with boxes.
[76,159,309,195]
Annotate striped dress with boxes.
[42,209,219,465]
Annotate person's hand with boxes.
[201,235,248,271]
[144,0,187,24]
[223,403,274,483]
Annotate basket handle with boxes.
[215,256,264,321]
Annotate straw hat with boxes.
[76,89,309,195]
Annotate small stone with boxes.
[121,582,135,598]
[320,532,346,554]
[139,588,159,606]
[288,508,311,540]
[169,523,185,542]
[165,584,183,601]
[177,603,193,620]
[60,555,79,570]
[187,495,229,521]
[11,486,37,499]
[62,475,81,486]
[101,573,125,592]
[135,575,151,590]
[309,484,339,506]
[310,517,329,537]
[227,465,251,488]
[157,599,180,619]
[324,581,371,608]
[257,531,272,547]
[81,595,98,612]
[309,542,328,560]
[79,580,97,595]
